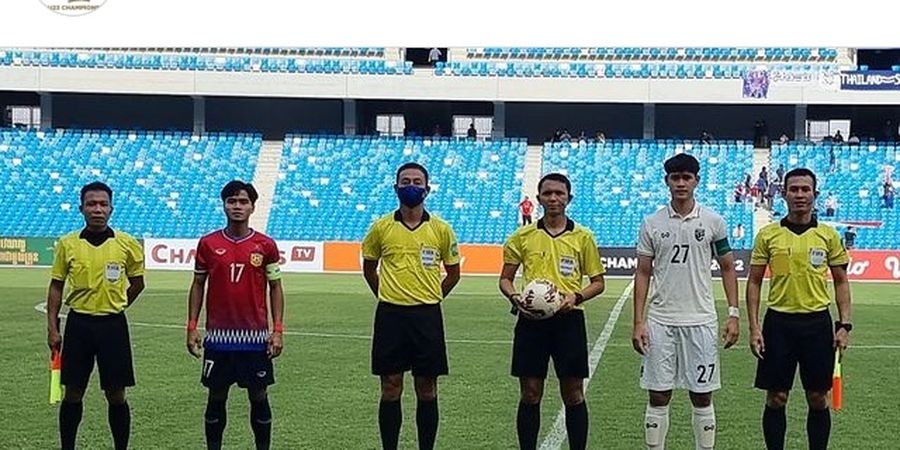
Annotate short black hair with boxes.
[220,180,259,204]
[664,153,700,176]
[395,162,429,184]
[783,168,818,191]
[80,181,112,204]
[538,173,572,196]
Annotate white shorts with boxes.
[640,319,721,393]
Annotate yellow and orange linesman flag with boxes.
[49,350,62,404]
[832,349,842,411]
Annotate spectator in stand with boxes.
[734,183,745,203]
[595,132,606,144]
[519,196,535,225]
[847,133,860,145]
[779,133,790,145]
[467,122,477,140]
[732,223,746,249]
[760,166,769,185]
[700,130,712,144]
[755,175,768,205]
[428,48,443,66]
[829,147,837,173]
[843,226,857,250]
[775,164,785,184]
[833,130,844,143]
[883,183,895,209]
[883,164,895,186]
[824,193,837,217]
[560,129,572,142]
[765,181,780,211]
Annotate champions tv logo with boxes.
[41,0,107,16]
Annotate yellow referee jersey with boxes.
[751,218,849,313]
[503,218,606,308]
[50,228,145,315]
[362,211,460,306]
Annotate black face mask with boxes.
[396,185,427,207]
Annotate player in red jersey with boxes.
[186,180,285,450]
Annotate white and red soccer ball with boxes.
[516,279,562,320]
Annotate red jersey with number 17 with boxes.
[195,229,280,351]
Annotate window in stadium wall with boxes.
[376,114,406,137]
[5,106,40,128]
[806,119,851,141]
[453,115,493,139]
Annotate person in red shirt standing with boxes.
[186,180,285,450]
[519,196,535,225]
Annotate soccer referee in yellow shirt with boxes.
[362,162,461,450]
[499,173,606,450]
[46,182,145,450]
[746,168,851,450]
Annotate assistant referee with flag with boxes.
[746,168,851,450]
[46,182,145,450]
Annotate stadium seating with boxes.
[435,61,839,80]
[267,135,527,244]
[467,47,840,63]
[0,128,261,238]
[71,47,386,58]
[542,140,756,248]
[771,143,900,249]
[0,49,412,75]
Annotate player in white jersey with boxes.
[631,153,740,450]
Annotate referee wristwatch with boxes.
[573,292,585,305]
[834,322,853,333]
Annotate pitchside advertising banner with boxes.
[840,70,900,91]
[5,237,900,281]
[0,237,55,266]
[600,248,752,278]
[144,239,324,272]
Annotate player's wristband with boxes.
[273,322,285,333]
[186,320,198,331]
[727,306,740,318]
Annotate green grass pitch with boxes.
[0,268,895,449]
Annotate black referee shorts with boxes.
[371,302,448,377]
[61,311,135,391]
[755,309,834,392]
[512,309,589,379]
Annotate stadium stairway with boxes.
[753,146,772,235]
[521,145,544,200]
[249,140,285,233]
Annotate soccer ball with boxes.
[516,279,562,320]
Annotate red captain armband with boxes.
[273,322,285,333]
[187,320,198,331]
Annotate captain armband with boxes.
[265,262,282,281]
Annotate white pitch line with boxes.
[32,302,513,345]
[538,281,635,450]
